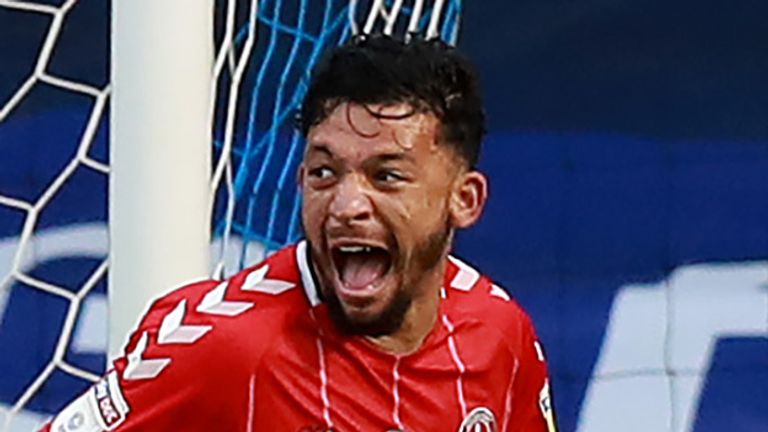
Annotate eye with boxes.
[308,166,334,180]
[375,169,405,184]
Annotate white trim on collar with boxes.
[296,240,321,307]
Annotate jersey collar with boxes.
[295,240,322,307]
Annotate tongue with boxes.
[341,252,389,290]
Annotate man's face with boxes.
[300,102,463,336]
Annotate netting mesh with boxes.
[3,2,759,431]
[210,0,463,274]
[0,1,109,430]
[0,1,461,429]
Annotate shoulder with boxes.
[117,244,310,380]
[444,255,538,347]
[47,245,316,430]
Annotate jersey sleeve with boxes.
[39,280,256,432]
[504,313,558,432]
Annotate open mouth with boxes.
[331,244,393,295]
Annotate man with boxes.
[42,35,557,431]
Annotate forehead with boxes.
[305,102,444,160]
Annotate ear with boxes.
[449,170,488,229]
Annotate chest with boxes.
[252,327,517,431]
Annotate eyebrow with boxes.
[370,152,415,164]
[306,143,334,158]
[307,142,415,163]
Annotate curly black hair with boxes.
[299,35,486,168]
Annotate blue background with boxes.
[1,0,766,430]
[458,1,768,430]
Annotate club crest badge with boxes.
[458,406,497,432]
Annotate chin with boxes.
[325,284,411,337]
[306,237,418,336]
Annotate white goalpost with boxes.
[0,1,463,430]
[109,0,214,359]
[108,0,461,359]
[7,2,765,432]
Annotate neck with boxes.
[365,259,445,355]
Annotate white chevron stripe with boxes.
[251,279,295,294]
[158,299,212,344]
[123,332,171,380]
[197,281,254,316]
[243,265,269,286]
[490,283,511,301]
[242,265,295,295]
[448,256,480,291]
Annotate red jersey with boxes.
[42,242,556,431]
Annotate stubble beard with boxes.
[315,225,452,337]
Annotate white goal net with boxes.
[0,1,109,430]
[210,0,463,275]
[0,0,461,430]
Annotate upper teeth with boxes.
[339,246,372,253]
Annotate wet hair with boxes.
[299,34,486,168]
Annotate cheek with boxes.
[301,190,330,236]
[410,185,450,222]
[379,190,449,241]
[416,193,445,216]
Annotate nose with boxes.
[328,174,373,225]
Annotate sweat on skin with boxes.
[299,101,488,355]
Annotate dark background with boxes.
[458,1,768,431]
[0,1,766,430]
